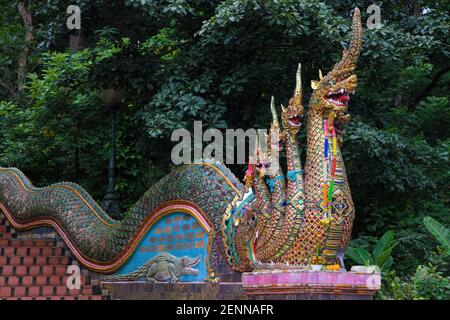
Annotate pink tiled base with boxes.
[242,270,381,291]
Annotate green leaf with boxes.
[375,245,394,267]
[346,247,374,266]
[380,256,393,273]
[373,230,395,261]
[423,216,450,251]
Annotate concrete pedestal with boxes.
[242,269,381,300]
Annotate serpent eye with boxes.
[264,164,270,168]
[256,163,263,169]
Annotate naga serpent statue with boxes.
[0,8,362,282]
[222,7,361,271]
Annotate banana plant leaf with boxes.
[381,256,393,273]
[376,245,394,267]
[346,246,374,266]
[373,230,395,261]
[424,216,450,254]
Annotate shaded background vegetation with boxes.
[0,0,449,299]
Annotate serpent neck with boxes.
[255,129,306,262]
[252,171,271,244]
[288,106,355,264]
[285,129,305,204]
[256,155,286,249]
[304,108,327,206]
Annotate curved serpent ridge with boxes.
[0,162,244,275]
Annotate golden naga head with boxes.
[282,63,304,134]
[309,8,362,118]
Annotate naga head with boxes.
[282,63,304,134]
[309,8,362,123]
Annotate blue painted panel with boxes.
[115,212,208,282]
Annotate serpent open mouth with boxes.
[288,115,302,127]
[324,89,355,107]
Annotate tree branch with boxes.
[17,1,34,93]
[410,66,450,108]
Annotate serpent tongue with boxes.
[338,94,350,103]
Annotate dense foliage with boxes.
[0,0,449,299]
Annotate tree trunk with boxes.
[75,118,82,180]
[411,0,422,17]
[70,30,82,51]
[17,1,33,93]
